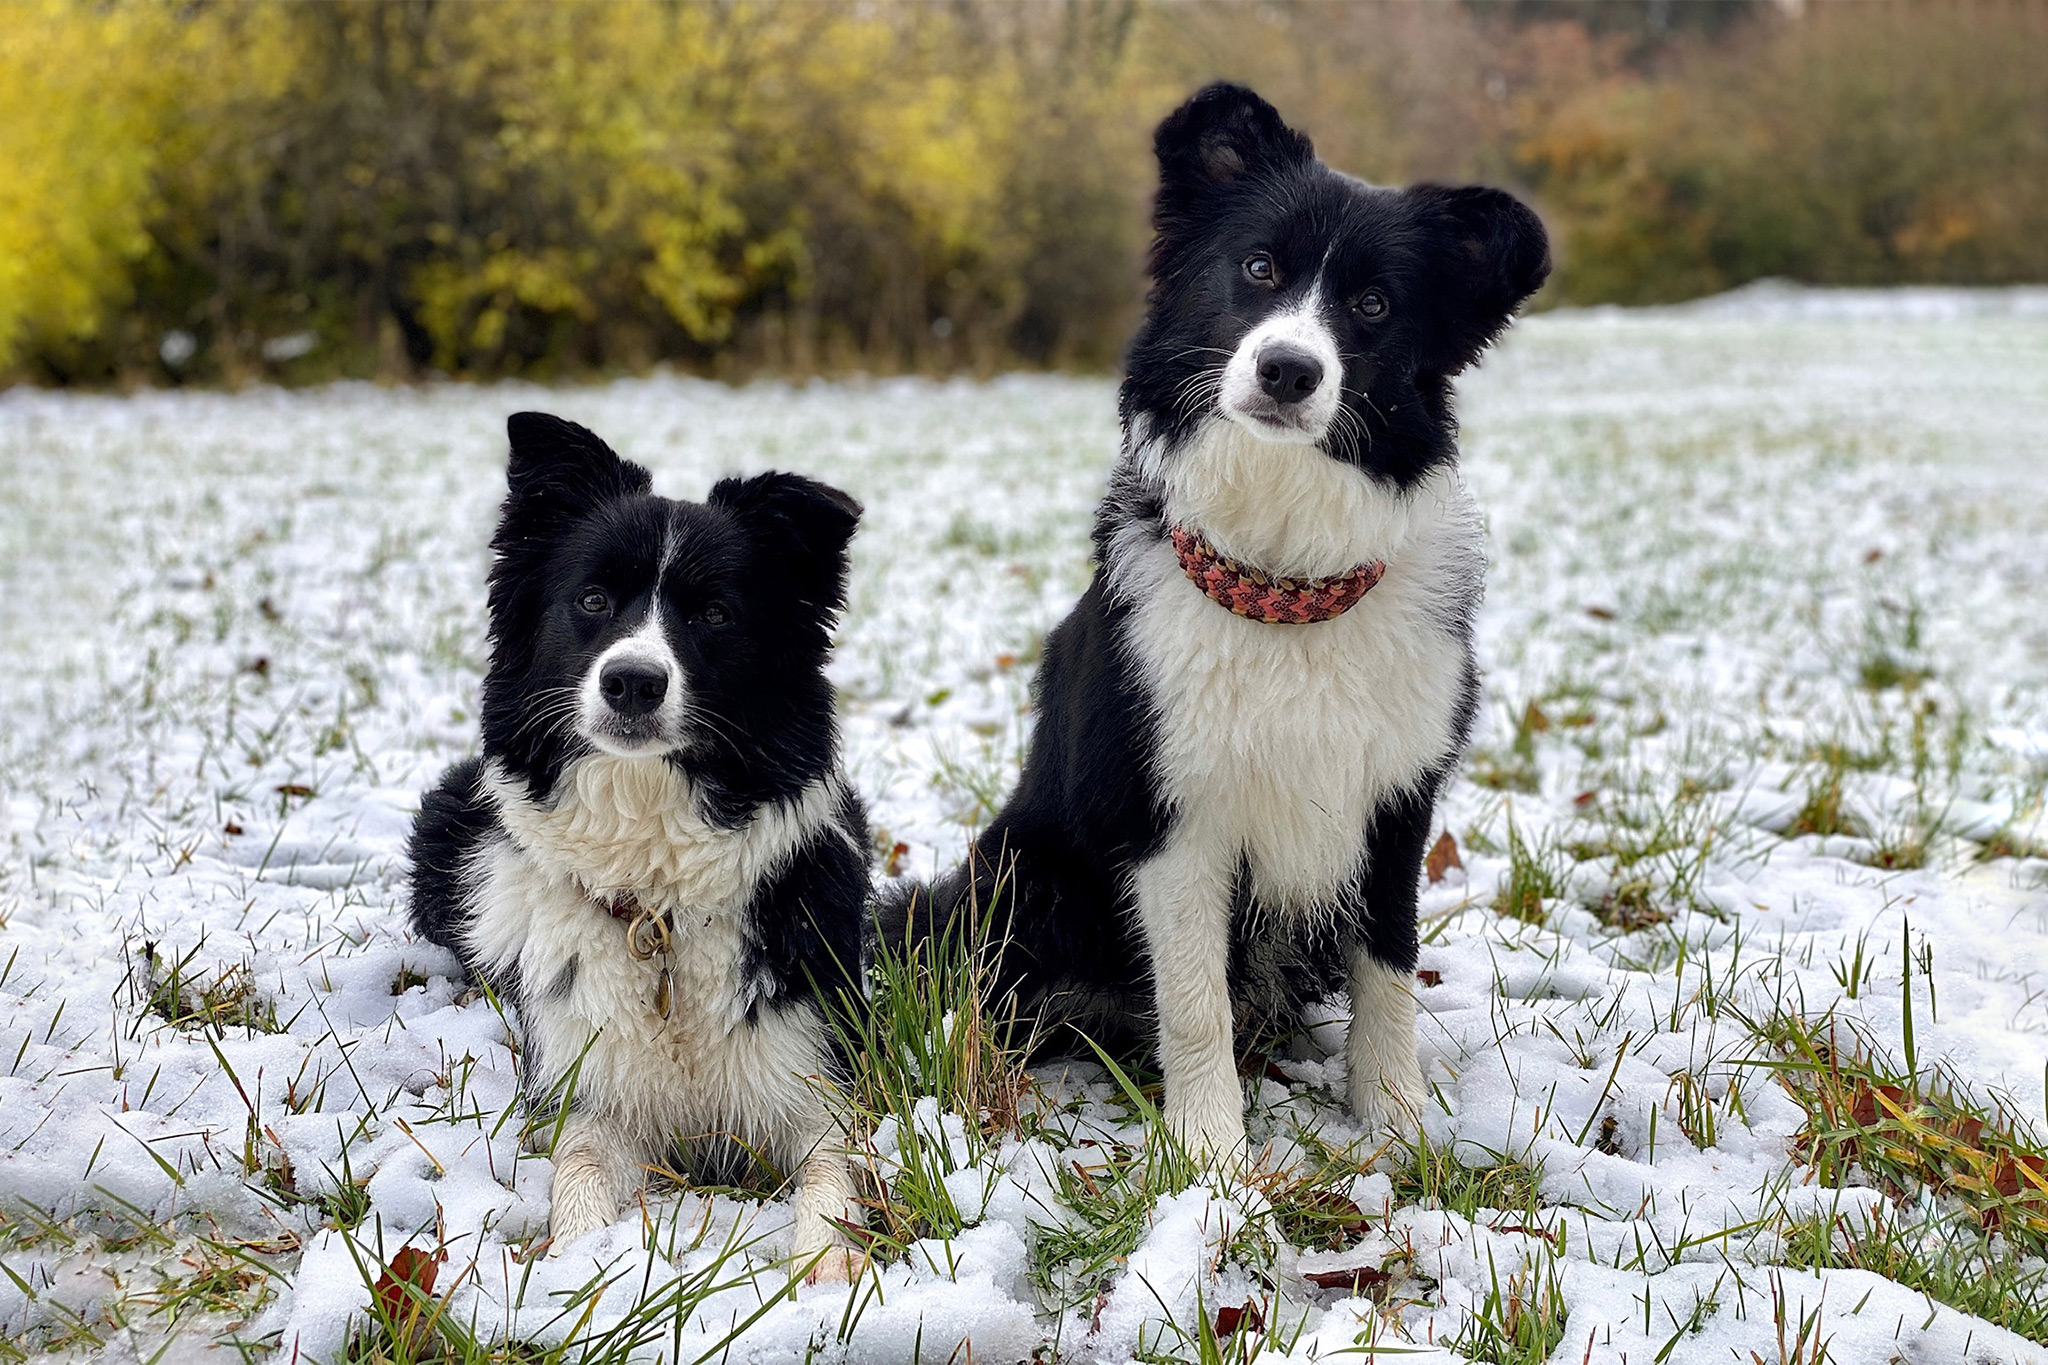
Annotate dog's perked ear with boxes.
[709,471,863,613]
[1153,83,1315,220]
[1408,185,1552,375]
[500,412,653,538]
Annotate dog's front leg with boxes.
[1133,838,1244,1161]
[547,1110,642,1252]
[787,1128,863,1284]
[1346,789,1433,1139]
[1347,950,1425,1138]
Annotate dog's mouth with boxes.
[1221,396,1328,443]
[582,719,679,760]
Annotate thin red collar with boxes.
[594,889,641,921]
[1170,526,1385,625]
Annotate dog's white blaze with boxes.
[467,756,858,1261]
[1215,285,1344,442]
[1113,457,1480,1153]
[577,608,688,757]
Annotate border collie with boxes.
[409,413,870,1277]
[902,84,1549,1158]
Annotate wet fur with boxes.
[408,413,870,1271]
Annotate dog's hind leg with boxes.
[546,1111,642,1253]
[1133,833,1246,1162]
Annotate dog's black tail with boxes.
[871,852,985,959]
[873,838,1043,998]
[870,874,929,955]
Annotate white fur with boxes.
[1113,426,1479,1153]
[1131,831,1246,1158]
[467,755,861,1269]
[578,609,688,758]
[1346,953,1425,1135]
[1214,287,1343,442]
[1136,417,1425,579]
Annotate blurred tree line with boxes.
[2,0,2043,386]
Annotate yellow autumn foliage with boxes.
[1,0,2043,383]
[0,2,172,365]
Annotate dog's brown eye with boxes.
[1355,289,1389,320]
[700,603,730,627]
[578,589,610,615]
[1243,253,1276,285]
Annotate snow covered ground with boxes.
[3,289,2047,1364]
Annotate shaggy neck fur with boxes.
[1132,418,1425,580]
[484,754,835,908]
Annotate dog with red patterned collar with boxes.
[887,83,1548,1160]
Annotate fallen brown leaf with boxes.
[372,1245,445,1320]
[1424,830,1462,884]
[1305,1265,1393,1293]
[1285,1189,1371,1249]
[1214,1300,1263,1337]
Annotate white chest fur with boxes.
[1116,426,1481,911]
[465,758,843,1152]
[485,755,837,907]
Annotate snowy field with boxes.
[4,288,2048,1364]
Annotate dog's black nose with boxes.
[1257,344,1324,405]
[599,661,668,717]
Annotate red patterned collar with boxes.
[1170,526,1385,625]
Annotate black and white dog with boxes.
[409,413,870,1276]
[907,85,1549,1158]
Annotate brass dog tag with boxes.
[623,905,676,1020]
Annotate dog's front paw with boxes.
[798,1244,869,1285]
[1349,1059,1425,1142]
[546,1181,621,1255]
[1166,1088,1248,1164]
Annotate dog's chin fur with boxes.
[913,83,1547,1161]
[1131,416,1423,579]
[408,414,870,1271]
[583,733,678,761]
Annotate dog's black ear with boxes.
[709,471,862,611]
[1409,185,1551,373]
[502,412,652,525]
[1154,83,1315,213]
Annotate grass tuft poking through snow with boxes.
[3,293,2048,1361]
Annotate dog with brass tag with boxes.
[408,413,871,1280]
